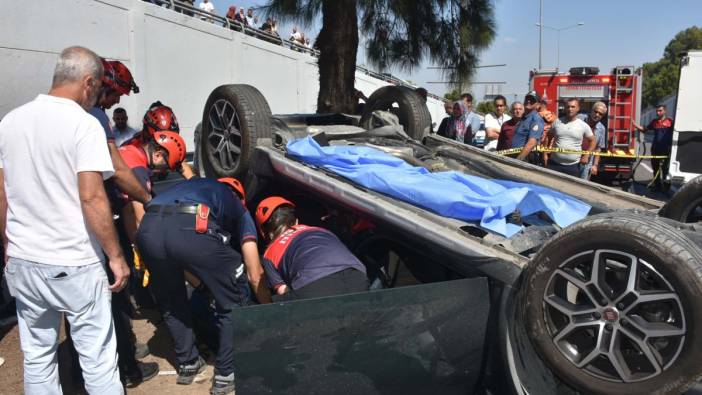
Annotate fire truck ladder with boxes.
[610,66,635,151]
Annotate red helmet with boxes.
[101,59,139,96]
[255,196,295,234]
[143,105,180,141]
[218,178,246,204]
[153,131,186,171]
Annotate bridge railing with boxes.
[145,0,443,101]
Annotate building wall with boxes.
[0,0,445,146]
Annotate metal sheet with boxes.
[232,278,490,395]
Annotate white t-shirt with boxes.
[484,112,511,132]
[0,95,114,266]
[199,1,214,13]
[551,118,593,165]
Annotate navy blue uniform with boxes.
[511,110,545,148]
[136,178,256,376]
[263,225,368,300]
[647,117,675,187]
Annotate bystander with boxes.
[0,46,127,395]
[496,102,524,151]
[112,108,138,147]
[548,99,595,177]
[577,102,607,180]
[484,95,511,151]
[511,91,545,161]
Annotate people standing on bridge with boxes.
[633,105,674,191]
[496,102,524,151]
[136,177,270,394]
[256,197,369,301]
[112,107,138,147]
[547,99,596,177]
[460,93,481,143]
[225,6,237,28]
[198,0,215,22]
[246,8,256,27]
[0,46,126,395]
[511,91,545,161]
[484,95,511,151]
[85,59,158,387]
[236,8,247,26]
[577,102,607,180]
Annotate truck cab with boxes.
[667,50,702,186]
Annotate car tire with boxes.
[521,212,702,395]
[359,86,432,141]
[661,175,702,223]
[200,84,272,179]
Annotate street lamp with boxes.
[535,22,585,70]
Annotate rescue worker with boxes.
[511,91,546,162]
[73,58,158,387]
[256,197,369,300]
[124,101,196,179]
[633,105,674,191]
[135,177,271,394]
[90,59,151,204]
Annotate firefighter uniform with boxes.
[648,117,674,188]
[262,226,368,300]
[135,177,256,377]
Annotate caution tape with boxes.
[495,145,668,159]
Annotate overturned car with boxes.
[191,84,702,395]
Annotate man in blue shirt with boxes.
[135,178,271,394]
[461,93,482,143]
[511,91,545,161]
[577,102,608,180]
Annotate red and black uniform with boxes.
[647,117,674,187]
[263,225,368,300]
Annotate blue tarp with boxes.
[286,137,591,237]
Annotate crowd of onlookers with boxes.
[435,92,612,181]
[142,0,314,51]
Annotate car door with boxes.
[232,277,490,395]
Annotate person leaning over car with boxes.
[135,177,270,394]
[256,196,369,301]
[511,91,545,161]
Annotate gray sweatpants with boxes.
[4,258,123,395]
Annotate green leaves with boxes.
[642,26,702,108]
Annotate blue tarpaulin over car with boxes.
[286,137,591,237]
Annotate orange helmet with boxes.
[101,59,139,96]
[143,104,180,141]
[255,196,295,234]
[153,131,186,171]
[218,177,246,204]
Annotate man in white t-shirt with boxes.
[0,46,128,395]
[548,98,596,177]
[483,95,511,151]
[199,0,214,22]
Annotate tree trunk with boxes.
[316,0,358,114]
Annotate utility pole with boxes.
[538,0,543,70]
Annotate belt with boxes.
[145,204,199,215]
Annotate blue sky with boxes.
[203,0,701,102]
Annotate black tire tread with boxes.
[661,175,702,222]
[359,86,432,140]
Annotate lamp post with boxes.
[535,22,584,70]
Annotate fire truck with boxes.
[530,66,643,183]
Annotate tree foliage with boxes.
[642,26,702,108]
[443,88,461,102]
[476,100,495,115]
[265,0,496,113]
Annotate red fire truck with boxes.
[530,66,643,182]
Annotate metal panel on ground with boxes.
[232,278,490,395]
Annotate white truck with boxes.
[667,50,702,186]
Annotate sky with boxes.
[201,0,701,102]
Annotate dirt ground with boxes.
[0,308,218,395]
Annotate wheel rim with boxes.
[543,249,686,383]
[206,99,242,172]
